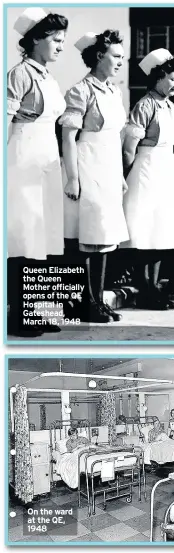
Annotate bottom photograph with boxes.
[6,355,174,546]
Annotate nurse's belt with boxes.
[14,7,47,36]
[139,48,173,75]
[75,32,97,52]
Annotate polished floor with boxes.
[8,472,174,544]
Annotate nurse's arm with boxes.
[62,127,80,201]
[122,134,140,177]
[7,114,14,141]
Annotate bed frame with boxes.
[118,415,159,434]
[49,418,147,512]
[150,474,174,541]
[161,500,174,542]
[49,418,91,486]
[49,418,90,445]
[77,445,146,516]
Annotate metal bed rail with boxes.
[89,454,138,516]
[49,418,91,485]
[121,416,159,435]
[133,445,147,501]
[78,446,141,516]
[50,418,91,445]
[124,416,159,426]
[150,472,174,541]
[161,500,174,541]
[78,445,106,510]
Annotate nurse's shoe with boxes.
[89,300,110,323]
[99,301,122,322]
[63,298,110,323]
[43,322,61,333]
[7,319,44,338]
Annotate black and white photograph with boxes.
[7,356,174,545]
[6,4,174,342]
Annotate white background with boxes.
[7,5,130,112]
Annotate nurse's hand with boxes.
[65,178,80,201]
[122,177,128,195]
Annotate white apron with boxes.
[123,100,174,249]
[64,87,129,247]
[8,74,66,260]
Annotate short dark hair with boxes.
[68,427,77,437]
[147,57,174,89]
[81,29,123,70]
[19,13,68,57]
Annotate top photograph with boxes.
[4,3,174,345]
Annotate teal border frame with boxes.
[4,3,174,345]
[5,352,174,546]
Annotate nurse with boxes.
[60,30,129,323]
[7,8,68,336]
[168,409,174,439]
[123,49,174,309]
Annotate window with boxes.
[136,26,170,59]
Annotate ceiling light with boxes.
[88,380,97,389]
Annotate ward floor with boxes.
[8,472,174,544]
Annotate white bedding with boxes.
[53,446,137,489]
[143,437,174,465]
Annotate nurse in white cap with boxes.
[60,30,129,323]
[122,49,174,309]
[7,8,68,336]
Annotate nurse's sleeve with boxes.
[126,98,154,139]
[7,64,30,115]
[123,98,154,174]
[59,81,89,129]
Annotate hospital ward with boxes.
[8,357,174,544]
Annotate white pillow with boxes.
[156,432,168,442]
[56,439,67,454]
[124,435,140,446]
[78,429,88,438]
[139,425,153,443]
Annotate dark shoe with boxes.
[71,299,110,323]
[63,299,86,322]
[148,288,169,310]
[100,301,122,322]
[168,295,174,309]
[7,314,61,337]
[136,288,169,310]
[63,299,110,323]
[89,300,110,323]
[43,322,61,333]
[7,320,44,338]
[136,288,149,309]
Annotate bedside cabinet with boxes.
[30,442,50,496]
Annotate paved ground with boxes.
[8,308,174,342]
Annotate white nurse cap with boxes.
[75,32,97,52]
[139,48,173,75]
[14,7,47,36]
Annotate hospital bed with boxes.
[77,446,142,516]
[50,418,146,513]
[150,473,174,542]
